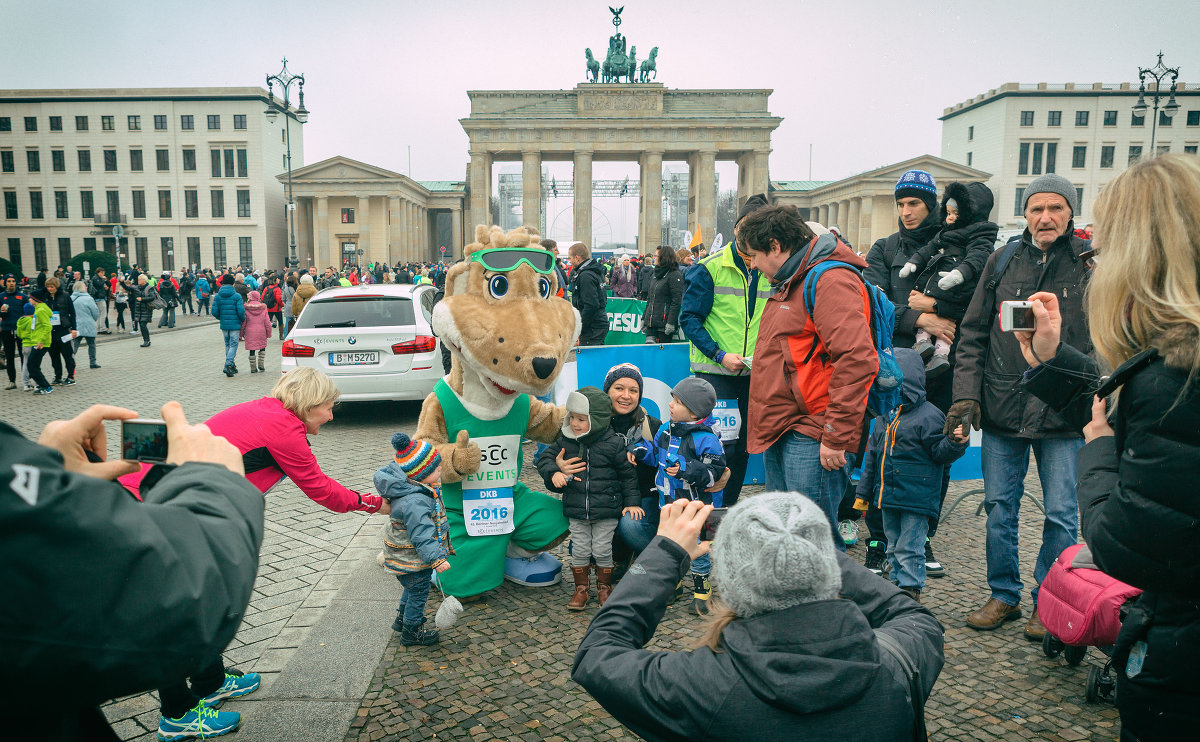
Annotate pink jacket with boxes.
[240,295,272,351]
[119,396,382,513]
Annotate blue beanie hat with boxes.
[24,303,34,315]
[895,169,939,214]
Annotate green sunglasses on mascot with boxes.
[468,247,557,275]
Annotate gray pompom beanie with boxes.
[711,491,842,617]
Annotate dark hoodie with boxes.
[908,182,999,317]
[572,536,944,742]
[536,387,639,520]
[569,258,609,341]
[856,348,967,517]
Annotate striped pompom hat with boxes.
[391,432,441,481]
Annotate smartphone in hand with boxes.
[701,507,728,541]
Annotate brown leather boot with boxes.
[595,566,615,606]
[966,597,1023,630]
[1024,606,1047,641]
[567,566,591,611]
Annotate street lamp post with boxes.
[1132,51,1180,155]
[265,58,309,270]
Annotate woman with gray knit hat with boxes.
[573,493,945,741]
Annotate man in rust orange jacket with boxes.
[740,206,878,551]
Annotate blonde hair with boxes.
[692,600,736,652]
[271,367,340,420]
[1089,154,1200,376]
[44,277,60,290]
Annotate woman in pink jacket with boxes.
[240,290,273,374]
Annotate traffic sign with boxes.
[357,249,364,256]
[439,245,447,254]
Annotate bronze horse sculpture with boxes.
[639,46,658,82]
[585,48,600,82]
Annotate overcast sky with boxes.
[4,0,1198,239]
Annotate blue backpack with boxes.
[802,261,904,420]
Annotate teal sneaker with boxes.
[157,702,241,741]
[201,669,261,707]
[838,519,859,547]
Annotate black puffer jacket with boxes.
[864,211,941,349]
[536,387,639,520]
[952,227,1092,437]
[911,182,999,319]
[569,259,609,339]
[610,406,662,502]
[45,288,76,337]
[642,263,684,336]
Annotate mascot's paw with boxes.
[435,596,464,630]
[503,552,563,587]
[450,430,481,475]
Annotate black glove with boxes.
[944,399,981,437]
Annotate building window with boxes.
[132,189,146,218]
[161,237,175,271]
[27,150,40,173]
[154,115,167,131]
[54,190,68,218]
[58,238,71,265]
[33,238,47,270]
[1132,112,1145,127]
[237,148,247,177]
[75,115,88,131]
[0,117,9,132]
[103,149,117,172]
[210,189,225,218]
[223,149,235,177]
[24,117,37,132]
[158,189,172,218]
[1020,110,1034,126]
[234,114,247,130]
[29,191,43,219]
[101,116,114,131]
[341,207,355,223]
[1100,145,1115,168]
[128,115,141,131]
[1076,188,1084,212]
[129,149,143,172]
[1032,142,1045,174]
[1186,145,1198,155]
[1072,145,1087,168]
[187,236,200,267]
[77,149,91,172]
[967,125,974,141]
[236,189,250,218]
[4,191,17,219]
[182,148,196,171]
[1047,111,1062,127]
[213,237,227,267]
[1157,144,1170,156]
[239,236,253,265]
[1188,111,1200,127]
[156,149,169,172]
[210,149,221,178]
[967,152,973,166]
[105,191,120,220]
[1160,110,1173,127]
[1048,141,1059,172]
[51,150,65,172]
[180,114,194,130]
[83,237,95,253]
[80,190,94,219]
[135,237,148,269]
[49,116,62,131]
[185,189,198,218]
[0,150,11,172]
[1103,110,1117,126]
[7,237,20,268]
[207,115,220,130]
[1013,188,1025,217]
[1075,111,1089,126]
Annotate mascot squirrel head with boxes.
[434,225,581,414]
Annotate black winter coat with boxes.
[610,407,662,502]
[45,289,76,337]
[569,259,609,338]
[572,538,944,742]
[864,212,941,349]
[642,264,684,335]
[952,228,1092,438]
[636,264,654,300]
[909,182,998,318]
[128,283,158,323]
[537,427,639,520]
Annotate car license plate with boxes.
[328,351,379,366]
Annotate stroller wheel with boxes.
[1064,644,1087,667]
[1086,665,1102,703]
[1042,633,1064,659]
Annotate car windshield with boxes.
[296,296,415,330]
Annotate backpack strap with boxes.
[985,240,1021,292]
[801,261,873,363]
[875,629,928,742]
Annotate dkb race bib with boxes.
[711,399,742,443]
[50,311,61,326]
[461,434,520,537]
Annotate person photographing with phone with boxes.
[946,173,1093,639]
[1012,154,1200,741]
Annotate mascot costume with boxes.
[416,225,579,616]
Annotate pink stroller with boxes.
[1037,543,1143,703]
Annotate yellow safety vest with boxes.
[688,247,772,376]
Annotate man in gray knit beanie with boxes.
[711,491,841,616]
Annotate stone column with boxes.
[573,150,593,245]
[736,149,772,208]
[870,195,895,244]
[357,196,371,266]
[315,196,329,268]
[468,151,492,230]
[388,197,403,264]
[417,206,428,261]
[697,150,716,242]
[450,204,464,259]
[857,196,873,250]
[828,202,839,231]
[846,198,861,247]
[639,150,663,252]
[522,151,541,233]
[406,202,416,263]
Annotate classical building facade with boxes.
[0,87,304,273]
[460,83,781,249]
[940,81,1200,228]
[286,156,465,267]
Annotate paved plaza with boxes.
[3,323,1118,741]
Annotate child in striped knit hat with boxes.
[375,432,454,645]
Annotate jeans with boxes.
[397,570,433,627]
[72,335,97,365]
[222,330,239,365]
[883,509,930,590]
[763,431,855,552]
[616,496,661,555]
[697,372,750,507]
[198,296,211,315]
[981,431,1084,606]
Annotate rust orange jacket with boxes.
[748,234,878,454]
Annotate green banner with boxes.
[605,297,647,345]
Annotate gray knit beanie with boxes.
[1022,173,1078,215]
[671,376,717,420]
[711,491,842,617]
